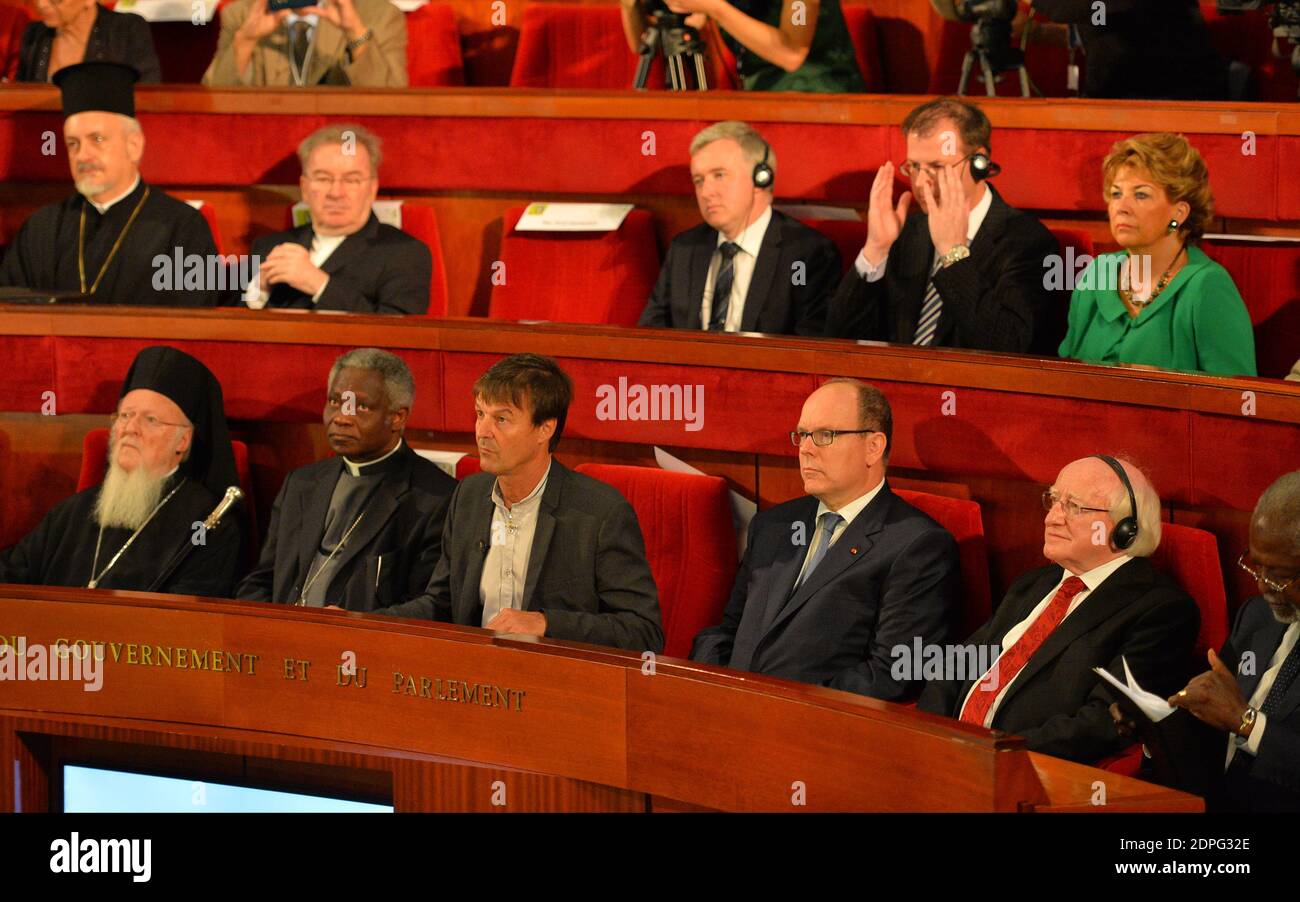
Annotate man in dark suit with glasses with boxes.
[691,378,959,700]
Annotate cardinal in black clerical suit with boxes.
[234,349,456,610]
[0,62,218,307]
[0,346,246,597]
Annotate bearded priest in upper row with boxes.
[0,62,219,306]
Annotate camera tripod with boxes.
[633,13,709,91]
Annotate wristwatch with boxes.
[345,28,374,61]
[937,244,971,268]
[1236,706,1257,737]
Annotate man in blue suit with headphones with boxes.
[638,120,840,336]
[918,455,1200,764]
[825,96,1063,355]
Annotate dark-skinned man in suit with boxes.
[824,97,1062,354]
[919,456,1200,763]
[1117,470,1300,811]
[691,378,959,700]
[380,354,663,653]
[235,348,455,609]
[638,120,839,336]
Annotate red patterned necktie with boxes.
[959,576,1088,726]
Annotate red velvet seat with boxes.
[1049,227,1095,261]
[454,455,481,480]
[1097,520,1230,777]
[803,218,867,275]
[1200,238,1300,379]
[184,200,226,258]
[574,463,737,659]
[893,488,992,641]
[406,2,465,87]
[280,201,449,317]
[1202,2,1299,102]
[510,4,653,89]
[489,205,658,326]
[841,6,884,92]
[77,427,258,563]
[0,3,29,82]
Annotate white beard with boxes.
[94,460,171,530]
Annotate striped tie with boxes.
[912,258,944,346]
[708,242,741,332]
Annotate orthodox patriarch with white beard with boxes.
[0,346,245,597]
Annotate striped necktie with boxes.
[708,242,741,332]
[1260,639,1300,716]
[912,257,944,346]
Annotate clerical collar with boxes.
[341,439,404,477]
[88,175,142,215]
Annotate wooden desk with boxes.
[0,586,1202,812]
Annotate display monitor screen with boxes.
[62,766,393,813]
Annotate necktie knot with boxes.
[719,241,741,261]
[1060,575,1087,601]
[818,511,843,536]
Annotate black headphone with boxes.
[753,140,774,189]
[1094,455,1139,551]
[968,151,1000,182]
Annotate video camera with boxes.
[931,0,1027,96]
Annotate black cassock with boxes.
[0,476,243,598]
[0,180,219,306]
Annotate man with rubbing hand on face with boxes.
[235,348,455,610]
[824,97,1060,354]
[380,354,663,653]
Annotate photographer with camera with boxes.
[1030,0,1226,99]
[619,0,864,92]
[203,0,407,87]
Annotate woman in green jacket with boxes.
[1059,133,1256,377]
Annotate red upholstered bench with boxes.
[0,2,29,82]
[1201,238,1300,379]
[489,205,659,326]
[804,218,867,275]
[575,463,737,659]
[893,488,992,642]
[406,2,465,87]
[77,427,259,565]
[510,3,654,89]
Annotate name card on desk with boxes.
[514,203,634,233]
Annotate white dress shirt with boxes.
[480,462,551,627]
[1225,620,1300,769]
[792,479,886,588]
[855,182,993,281]
[88,175,142,215]
[700,205,773,332]
[959,554,1133,728]
[244,231,344,309]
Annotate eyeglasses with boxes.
[790,429,878,448]
[1042,490,1109,519]
[306,174,371,191]
[1238,553,1299,594]
[898,156,972,182]
[110,411,191,431]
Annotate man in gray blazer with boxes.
[691,379,959,700]
[381,354,664,653]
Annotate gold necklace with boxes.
[1119,245,1184,311]
[78,186,151,295]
